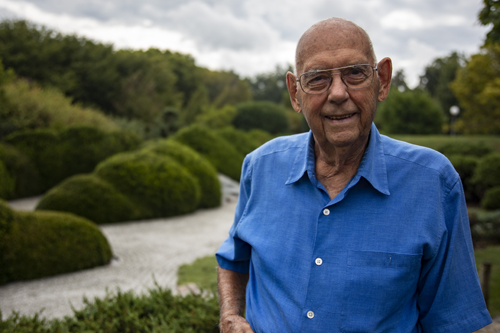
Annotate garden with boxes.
[1,4,500,330]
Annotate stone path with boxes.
[0,175,238,320]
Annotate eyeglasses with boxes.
[297,64,377,95]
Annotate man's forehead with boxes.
[295,19,373,73]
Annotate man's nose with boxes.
[327,73,349,102]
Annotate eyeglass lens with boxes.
[300,65,374,94]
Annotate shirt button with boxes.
[323,208,330,216]
[315,258,323,266]
[307,311,315,319]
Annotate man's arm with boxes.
[217,266,254,333]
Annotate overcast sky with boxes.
[0,0,489,87]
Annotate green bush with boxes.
[0,285,220,332]
[482,186,500,210]
[0,143,41,199]
[95,151,200,219]
[58,126,142,179]
[3,128,62,191]
[0,200,15,283]
[215,126,260,156]
[447,154,480,203]
[2,209,112,283]
[375,89,444,134]
[173,124,244,181]
[36,174,141,224]
[437,141,493,157]
[247,129,275,147]
[233,101,290,134]
[473,153,500,193]
[0,160,14,199]
[142,140,221,208]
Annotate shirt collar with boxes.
[285,123,390,196]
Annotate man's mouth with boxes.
[325,113,355,120]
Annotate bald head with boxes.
[295,18,376,74]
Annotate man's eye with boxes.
[307,74,329,85]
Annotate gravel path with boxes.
[0,175,238,320]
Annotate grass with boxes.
[388,134,500,153]
[179,248,500,318]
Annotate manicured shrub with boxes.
[247,129,275,147]
[0,200,14,284]
[36,174,141,224]
[233,101,290,134]
[447,154,480,203]
[473,153,500,193]
[482,186,500,210]
[142,140,221,208]
[0,142,41,199]
[58,126,142,179]
[437,141,493,158]
[3,128,63,191]
[172,124,244,181]
[2,209,112,283]
[215,126,260,156]
[95,151,200,219]
[0,160,14,199]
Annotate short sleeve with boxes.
[417,178,492,333]
[216,155,253,274]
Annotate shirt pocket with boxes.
[340,250,421,333]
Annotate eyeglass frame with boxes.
[295,64,378,95]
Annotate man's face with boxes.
[287,25,391,151]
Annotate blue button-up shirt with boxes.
[216,124,492,333]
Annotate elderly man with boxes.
[216,18,492,332]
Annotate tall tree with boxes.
[248,65,293,104]
[479,0,500,45]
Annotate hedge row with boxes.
[36,140,222,223]
[0,126,142,198]
[438,141,500,210]
[0,200,112,284]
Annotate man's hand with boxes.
[220,314,254,332]
[217,267,254,333]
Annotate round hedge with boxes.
[2,210,112,283]
[36,174,141,224]
[233,101,290,134]
[142,140,221,208]
[3,128,62,191]
[172,124,244,181]
[482,186,500,210]
[215,126,260,156]
[95,151,200,219]
[437,141,493,158]
[0,142,41,199]
[0,200,15,284]
[59,126,142,179]
[448,154,480,203]
[0,160,14,199]
[473,153,500,191]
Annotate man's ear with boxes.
[286,71,302,113]
[376,57,392,102]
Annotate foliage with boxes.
[95,151,200,219]
[2,207,112,283]
[173,124,244,181]
[195,105,237,130]
[113,107,180,140]
[233,101,290,134]
[247,65,293,104]
[141,140,221,209]
[0,160,14,199]
[0,142,40,199]
[479,0,500,45]
[215,126,260,156]
[375,88,444,134]
[0,78,119,138]
[473,153,500,193]
[447,155,480,203]
[389,134,500,153]
[201,68,252,108]
[36,174,140,224]
[391,69,409,92]
[178,256,219,292]
[451,44,500,134]
[0,285,220,333]
[437,141,494,157]
[418,52,465,122]
[474,246,500,317]
[247,129,275,147]
[482,186,500,210]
